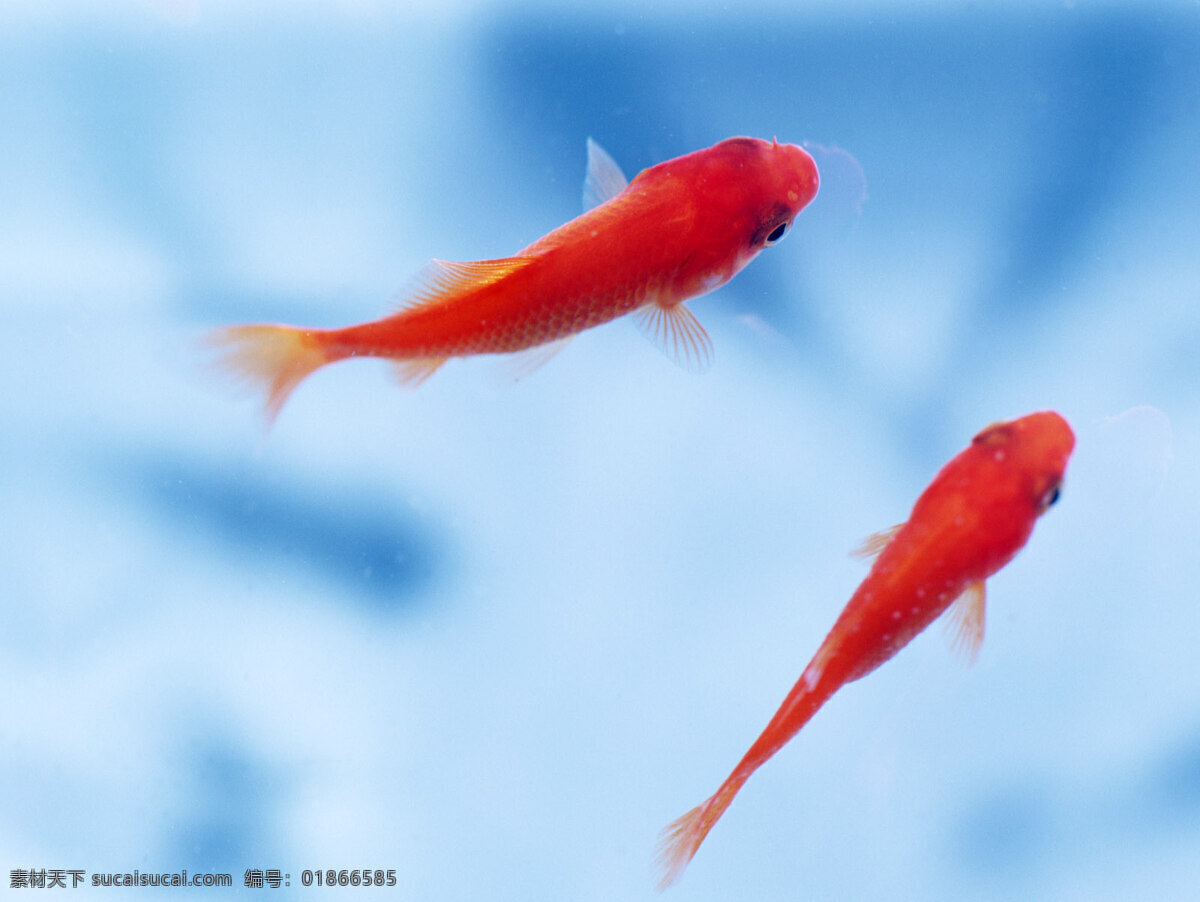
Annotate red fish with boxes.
[209,137,819,422]
[657,411,1075,888]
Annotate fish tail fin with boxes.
[206,324,330,425]
[655,776,744,890]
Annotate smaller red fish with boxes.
[656,411,1075,888]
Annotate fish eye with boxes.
[1039,482,1061,512]
[765,222,788,245]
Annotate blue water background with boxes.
[3,2,1199,898]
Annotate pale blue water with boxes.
[3,2,1199,899]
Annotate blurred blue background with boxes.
[3,1,1199,898]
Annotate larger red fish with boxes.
[209,137,819,422]
[657,411,1075,888]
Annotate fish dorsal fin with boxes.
[391,257,534,313]
[503,335,573,382]
[944,580,986,665]
[851,523,905,563]
[633,301,713,372]
[583,138,629,212]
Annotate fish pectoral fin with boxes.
[944,580,986,666]
[502,336,573,382]
[633,300,713,373]
[390,257,535,313]
[583,138,629,211]
[850,523,905,563]
[392,357,448,388]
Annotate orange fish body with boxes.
[210,137,819,421]
[657,411,1076,888]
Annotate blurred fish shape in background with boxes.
[657,411,1076,888]
[208,136,819,423]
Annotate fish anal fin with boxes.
[633,300,713,373]
[583,138,629,212]
[502,336,573,382]
[851,523,905,562]
[392,357,448,389]
[944,580,986,666]
[390,257,534,314]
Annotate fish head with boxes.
[666,137,819,296]
[723,137,820,255]
[637,137,819,304]
[972,411,1076,516]
[769,137,822,219]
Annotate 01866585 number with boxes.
[300,869,396,887]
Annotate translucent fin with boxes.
[656,780,742,890]
[205,324,328,427]
[392,357,448,388]
[503,336,573,382]
[391,257,533,313]
[850,523,905,562]
[583,138,629,211]
[633,301,713,373]
[944,580,986,665]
